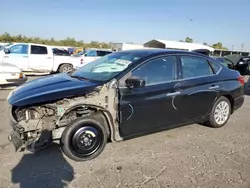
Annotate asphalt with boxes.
[0,76,250,188]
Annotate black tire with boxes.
[60,117,108,161]
[206,96,231,128]
[58,64,73,73]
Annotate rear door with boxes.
[3,44,29,71]
[174,55,220,121]
[29,45,53,72]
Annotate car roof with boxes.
[120,48,210,58]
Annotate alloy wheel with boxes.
[214,101,230,125]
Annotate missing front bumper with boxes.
[8,130,25,152]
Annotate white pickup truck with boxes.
[0,43,77,74]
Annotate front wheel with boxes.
[60,117,107,161]
[206,96,231,128]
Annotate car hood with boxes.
[8,73,101,107]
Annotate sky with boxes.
[1,0,250,50]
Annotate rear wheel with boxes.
[206,96,231,128]
[60,117,107,161]
[58,64,73,73]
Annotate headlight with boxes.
[239,61,244,65]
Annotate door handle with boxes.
[22,56,28,58]
[209,85,219,90]
[166,91,180,97]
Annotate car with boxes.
[212,55,250,75]
[0,43,78,74]
[7,49,244,161]
[0,63,27,88]
[72,49,113,68]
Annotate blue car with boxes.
[7,49,244,161]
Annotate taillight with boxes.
[237,75,244,86]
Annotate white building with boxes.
[144,39,215,52]
[110,39,215,52]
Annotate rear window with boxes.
[31,45,48,54]
[97,51,112,56]
[209,61,221,73]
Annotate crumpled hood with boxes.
[8,73,101,107]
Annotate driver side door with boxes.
[3,44,29,71]
[118,55,183,138]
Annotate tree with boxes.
[0,33,111,49]
[185,37,193,43]
[211,42,228,50]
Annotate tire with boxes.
[60,117,108,161]
[206,96,231,128]
[58,64,73,73]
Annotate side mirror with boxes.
[125,76,145,88]
[4,48,10,54]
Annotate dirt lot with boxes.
[0,76,250,188]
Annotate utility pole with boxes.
[241,43,244,51]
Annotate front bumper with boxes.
[8,129,24,152]
[5,76,27,86]
[8,106,26,152]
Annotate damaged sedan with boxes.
[7,49,244,161]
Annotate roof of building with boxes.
[144,39,215,52]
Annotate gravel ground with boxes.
[0,76,250,188]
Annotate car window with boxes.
[209,61,221,73]
[180,56,214,79]
[31,45,48,54]
[97,51,112,56]
[131,56,177,86]
[8,44,28,54]
[85,50,97,57]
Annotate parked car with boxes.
[7,49,244,161]
[73,49,113,68]
[0,43,77,74]
[192,49,250,75]
[211,56,235,69]
[0,63,27,88]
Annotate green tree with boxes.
[185,37,193,43]
[0,33,111,49]
[211,42,228,50]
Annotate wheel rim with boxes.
[71,126,103,157]
[214,101,230,125]
[62,66,72,73]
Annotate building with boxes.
[111,39,250,57]
[144,39,215,52]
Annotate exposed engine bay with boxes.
[9,81,122,152]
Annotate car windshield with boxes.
[72,51,151,82]
[0,43,13,51]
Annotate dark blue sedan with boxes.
[8,49,244,161]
